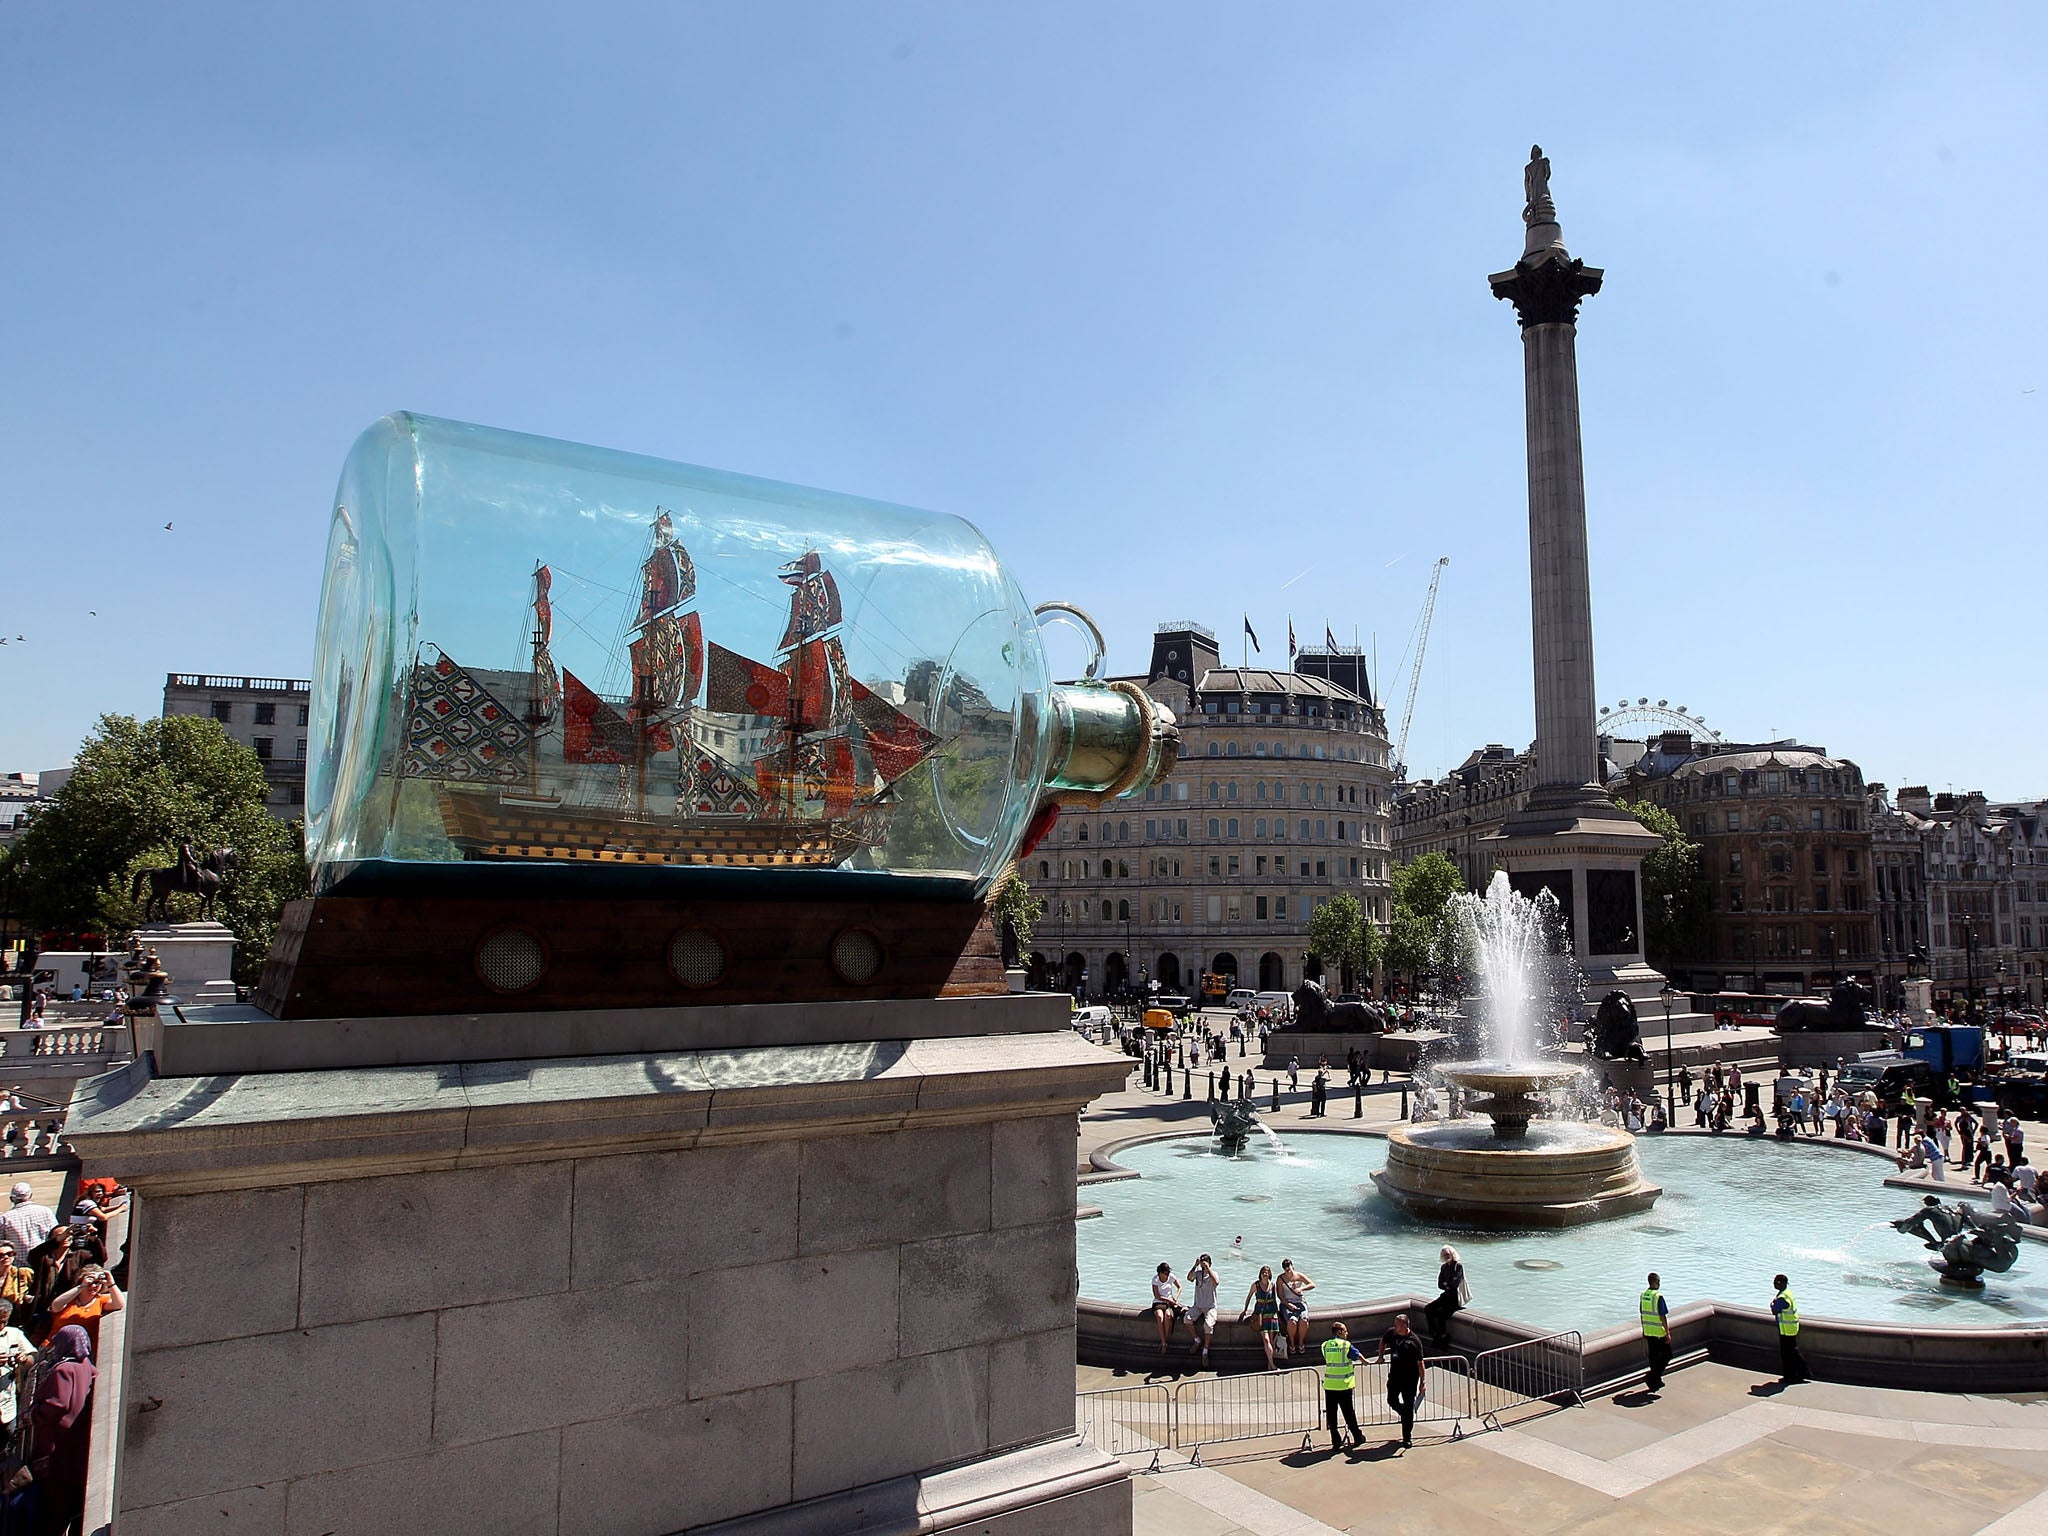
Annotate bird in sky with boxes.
[163,521,174,530]
[88,610,96,617]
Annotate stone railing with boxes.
[7,1028,127,1059]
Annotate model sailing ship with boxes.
[400,513,941,867]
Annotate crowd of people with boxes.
[0,1177,123,1535]
[1145,1249,1813,1452]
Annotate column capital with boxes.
[1489,254,1604,328]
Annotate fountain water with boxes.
[1372,873,1661,1228]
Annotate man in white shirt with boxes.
[0,1300,32,1451]
[1183,1254,1221,1366]
[0,1183,54,1260]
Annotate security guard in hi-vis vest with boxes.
[1319,1321,1365,1452]
[1772,1273,1809,1384]
[1639,1272,1671,1391]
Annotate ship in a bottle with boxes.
[400,512,940,867]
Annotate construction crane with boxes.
[1392,556,1449,779]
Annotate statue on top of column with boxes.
[1522,145,1556,227]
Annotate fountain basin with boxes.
[1373,1121,1660,1228]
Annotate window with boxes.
[1257,783,1268,802]
[1299,819,1310,839]
[1729,851,1742,874]
[1846,851,1859,874]
[1226,742,1238,757]
[1316,860,1327,878]
[1812,848,1827,874]
[1255,856,1267,875]
[1256,896,1269,919]
[254,702,276,725]
[1227,856,1240,876]
[1255,818,1267,837]
[1275,897,1287,919]
[1226,783,1238,801]
[1210,784,1220,801]
[1208,857,1221,876]
[1208,896,1223,922]
[1208,818,1221,838]
[1813,885,1830,912]
[1208,742,1219,756]
[1177,818,1188,837]
[252,736,274,760]
[1226,897,1241,921]
[1117,821,1128,841]
[297,703,310,726]
[1768,851,1789,875]
[1146,820,1156,839]
[1300,861,1311,877]
[1100,900,1112,920]
[289,786,306,805]
[1811,810,1824,829]
[1316,820,1327,839]
[211,701,233,722]
[295,738,307,760]
[1078,824,1088,842]
[1726,811,1740,831]
[1728,887,1745,912]
[1118,900,1130,921]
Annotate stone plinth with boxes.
[67,1004,1131,1536]
[132,921,239,1003]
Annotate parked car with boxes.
[1225,988,1259,1011]
[1151,994,1192,1014]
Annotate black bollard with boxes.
[1271,1079,1280,1114]
[1183,1067,1192,1099]
[1354,1083,1363,1118]
[1400,1085,1410,1120]
[1207,1071,1216,1101]
[1238,1036,1246,1057]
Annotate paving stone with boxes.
[281,1428,559,1536]
[571,1139,798,1287]
[128,1187,303,1351]
[993,1114,1080,1228]
[793,1346,988,1500]
[560,1384,791,1536]
[990,1325,1077,1451]
[687,1248,897,1397]
[433,1275,689,1445]
[299,1163,570,1326]
[799,1123,990,1254]
[900,1220,1072,1353]
[121,1482,287,1536]
[122,1315,435,1508]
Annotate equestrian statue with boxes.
[130,840,240,923]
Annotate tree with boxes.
[1385,851,1465,982]
[1620,799,1710,968]
[2,714,310,982]
[989,865,1041,954]
[1307,893,1383,991]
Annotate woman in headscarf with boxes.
[30,1324,94,1536]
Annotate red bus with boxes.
[1709,993,1784,1029]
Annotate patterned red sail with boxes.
[562,669,645,762]
[848,678,940,785]
[706,642,790,718]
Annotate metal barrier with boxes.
[1076,1383,1174,1470]
[1172,1367,1323,1462]
[1468,1330,1584,1429]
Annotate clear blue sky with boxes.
[4,5,2044,799]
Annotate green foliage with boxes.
[1385,851,1464,979]
[1307,893,1366,983]
[3,714,310,983]
[989,865,1041,952]
[1621,798,1710,966]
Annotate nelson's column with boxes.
[1481,146,1663,995]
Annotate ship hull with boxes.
[436,787,863,868]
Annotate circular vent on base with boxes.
[831,927,884,985]
[668,930,726,988]
[475,930,546,993]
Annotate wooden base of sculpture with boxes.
[253,893,1003,1019]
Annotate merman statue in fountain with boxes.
[1208,1082,1264,1155]
[1892,1195,2024,1288]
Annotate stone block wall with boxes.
[116,1115,1084,1536]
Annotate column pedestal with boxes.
[68,997,1131,1536]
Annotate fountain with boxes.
[1208,1082,1271,1156]
[1371,873,1661,1228]
[1892,1196,2026,1289]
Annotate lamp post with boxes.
[1961,918,1980,1025]
[1658,981,1678,1123]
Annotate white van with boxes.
[1071,1004,1115,1031]
[1225,988,1259,1011]
[1253,990,1293,1019]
